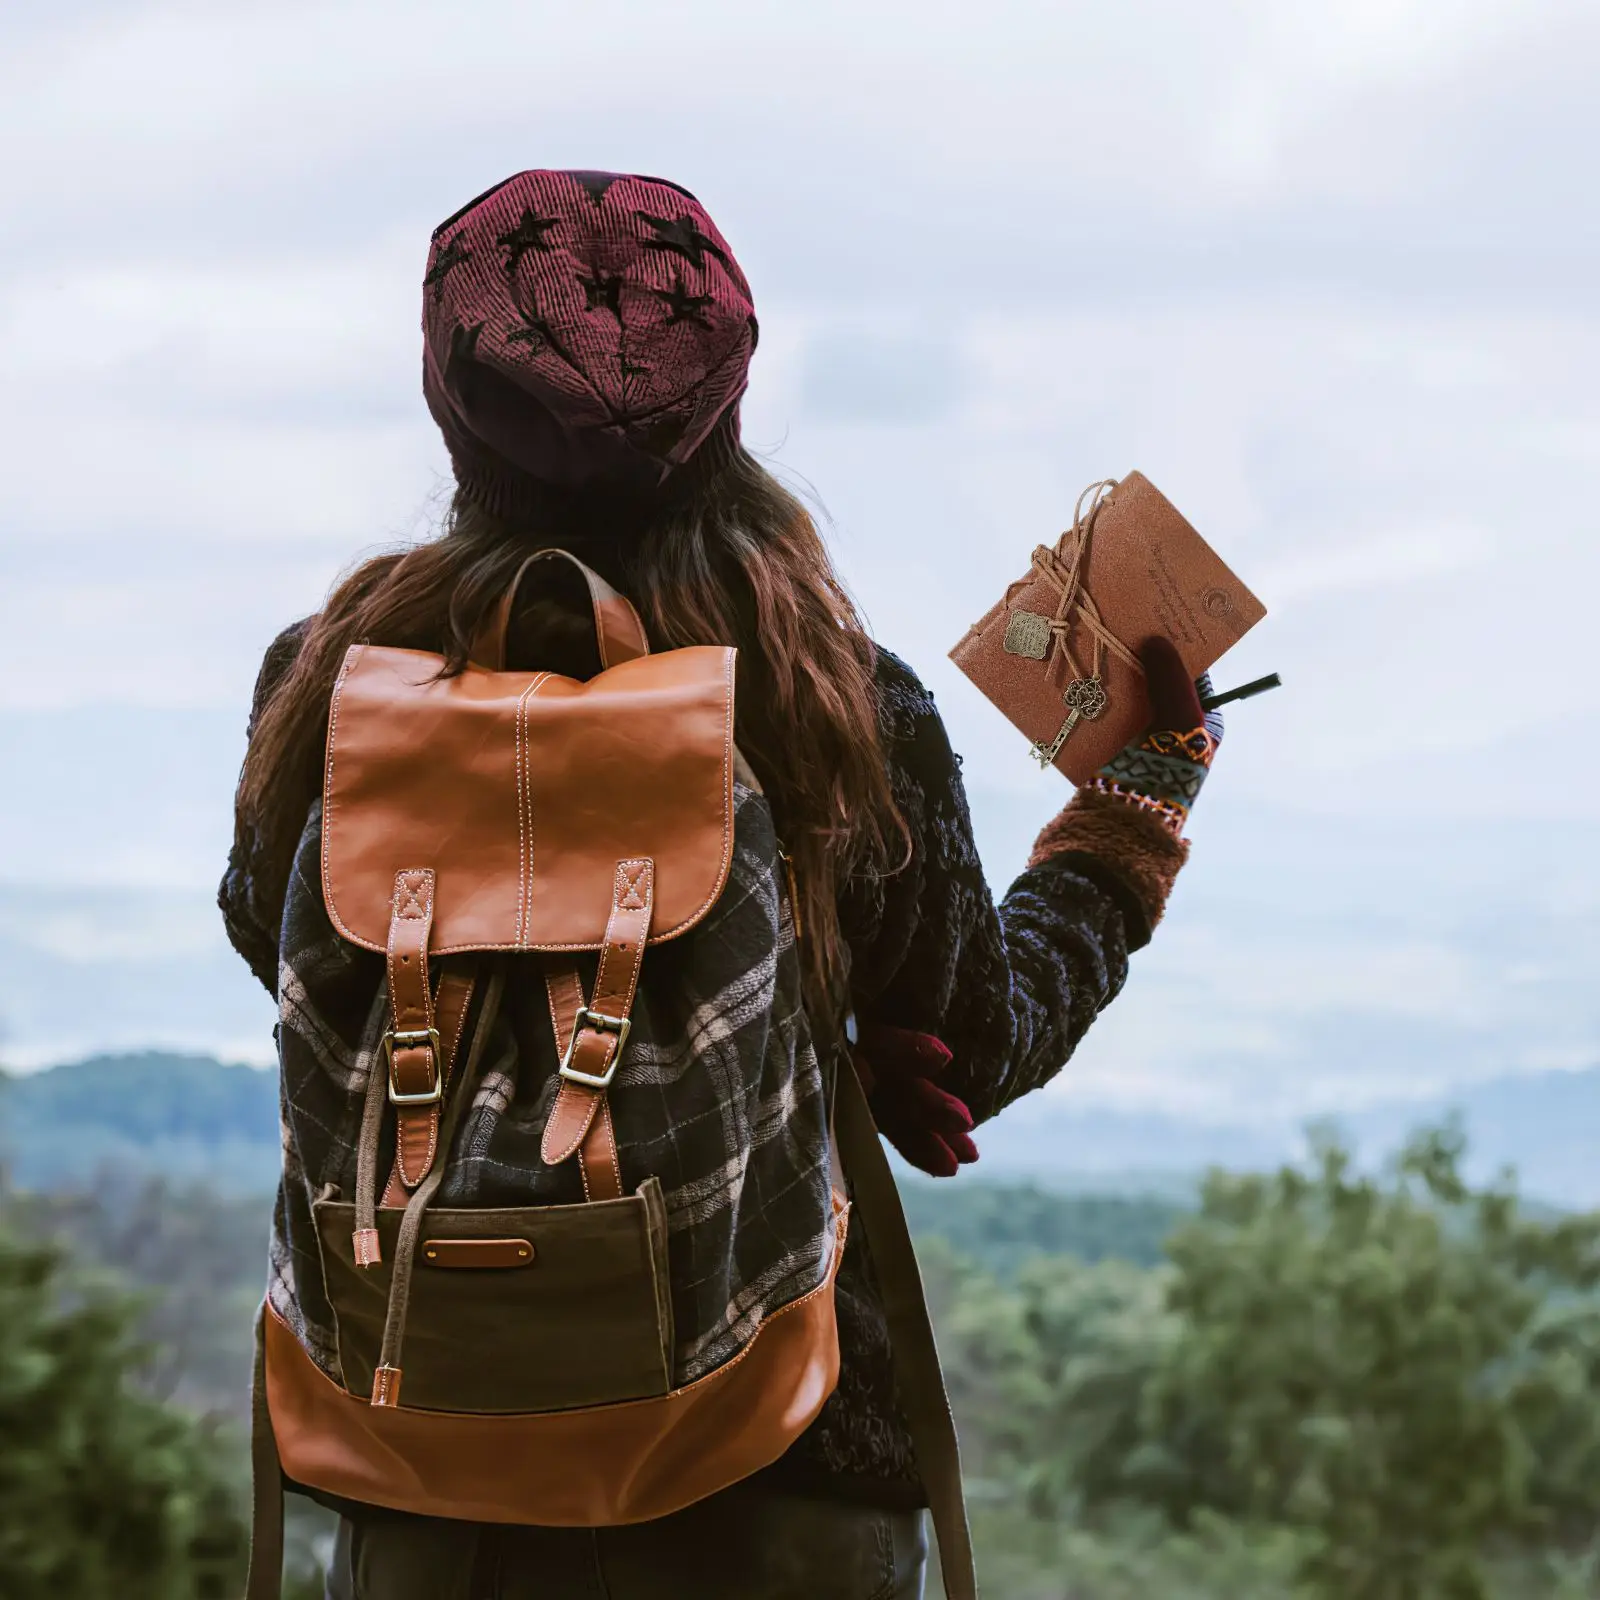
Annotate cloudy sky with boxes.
[1,0,1595,1130]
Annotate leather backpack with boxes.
[245,551,975,1597]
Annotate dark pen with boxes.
[1199,672,1282,713]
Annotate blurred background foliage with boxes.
[4,1123,1600,1598]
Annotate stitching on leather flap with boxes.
[394,869,434,920]
[322,647,733,955]
[616,859,652,912]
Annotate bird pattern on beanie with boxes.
[421,169,757,510]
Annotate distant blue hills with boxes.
[1,1052,282,1196]
[974,1068,1600,1207]
[3,1049,1598,1206]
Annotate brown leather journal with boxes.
[949,473,1266,784]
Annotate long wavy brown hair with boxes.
[233,448,905,1017]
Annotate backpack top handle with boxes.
[470,548,650,673]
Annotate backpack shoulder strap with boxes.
[245,1305,285,1600]
[832,1053,978,1600]
[539,859,656,1202]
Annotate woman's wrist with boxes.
[1024,640,1225,931]
[1082,721,1220,839]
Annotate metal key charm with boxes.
[1031,675,1109,767]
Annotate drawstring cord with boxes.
[370,961,507,1405]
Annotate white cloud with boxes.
[0,0,1594,1110]
[1253,522,1497,603]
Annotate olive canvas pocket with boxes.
[314,1177,675,1414]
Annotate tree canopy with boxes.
[0,1224,249,1599]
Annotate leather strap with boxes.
[245,1305,285,1600]
[369,963,508,1409]
[361,867,441,1265]
[386,868,438,1095]
[471,547,649,672]
[540,965,621,1202]
[380,967,477,1208]
[579,1101,623,1204]
[539,859,654,1200]
[563,859,653,1094]
[832,1049,977,1600]
[543,964,587,1063]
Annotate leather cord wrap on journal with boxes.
[1012,478,1144,691]
[540,858,656,1201]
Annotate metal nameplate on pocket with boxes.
[421,1238,535,1269]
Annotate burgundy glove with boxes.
[852,1023,978,1178]
[1140,635,1207,731]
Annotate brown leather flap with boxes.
[322,642,736,954]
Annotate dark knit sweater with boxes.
[219,628,1186,1511]
[773,650,1183,1505]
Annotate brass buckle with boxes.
[558,1007,632,1090]
[383,1027,443,1105]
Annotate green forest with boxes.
[4,1124,1600,1598]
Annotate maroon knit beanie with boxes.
[421,170,757,520]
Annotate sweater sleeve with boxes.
[839,650,1188,1126]
[217,620,309,995]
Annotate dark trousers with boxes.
[326,1481,928,1600]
